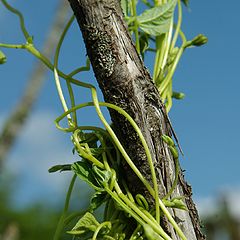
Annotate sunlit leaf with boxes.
[72,161,103,191]
[48,164,71,173]
[67,212,99,235]
[137,0,177,36]
[121,0,129,17]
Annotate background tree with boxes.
[0,0,69,168]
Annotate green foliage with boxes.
[67,212,100,235]
[72,161,112,191]
[125,0,207,112]
[48,164,72,173]
[0,186,62,240]
[181,0,189,7]
[0,0,207,239]
[137,0,177,36]
[89,191,108,212]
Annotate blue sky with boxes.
[1,0,240,215]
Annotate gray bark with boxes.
[68,0,204,239]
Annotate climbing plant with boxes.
[0,0,207,239]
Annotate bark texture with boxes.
[68,0,204,239]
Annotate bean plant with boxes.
[0,0,207,239]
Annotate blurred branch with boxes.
[0,223,19,240]
[0,0,69,169]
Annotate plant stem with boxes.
[132,0,140,54]
[54,101,187,239]
[170,0,182,52]
[1,0,31,41]
[53,174,77,240]
[53,14,77,125]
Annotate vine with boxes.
[0,0,207,239]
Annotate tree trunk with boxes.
[67,0,204,239]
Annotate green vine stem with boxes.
[53,14,77,126]
[131,0,140,54]
[92,221,112,240]
[1,0,32,42]
[0,1,193,239]
[170,0,182,52]
[53,174,77,240]
[55,102,187,240]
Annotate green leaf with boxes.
[141,0,153,8]
[89,191,108,212]
[48,164,72,173]
[121,0,129,17]
[79,132,98,148]
[0,50,7,64]
[72,161,103,191]
[92,165,112,188]
[137,0,177,36]
[181,0,189,7]
[90,147,105,158]
[67,212,100,235]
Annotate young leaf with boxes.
[121,0,129,17]
[67,212,100,235]
[48,164,72,173]
[89,191,108,212]
[141,0,153,8]
[0,50,7,64]
[137,0,177,36]
[90,147,105,158]
[92,165,112,188]
[181,0,189,7]
[72,161,103,191]
[79,132,98,148]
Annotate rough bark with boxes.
[0,0,69,168]
[68,0,204,239]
